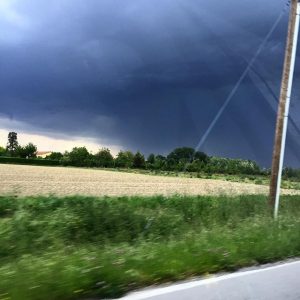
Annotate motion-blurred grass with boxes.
[0,195,300,299]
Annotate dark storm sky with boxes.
[1,0,300,166]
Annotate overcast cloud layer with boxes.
[1,0,300,166]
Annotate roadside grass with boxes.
[0,195,300,299]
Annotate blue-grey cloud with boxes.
[0,0,300,166]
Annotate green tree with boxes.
[45,152,63,160]
[15,146,25,158]
[186,159,206,172]
[60,151,71,166]
[0,146,7,156]
[207,157,261,175]
[68,147,90,166]
[167,147,195,164]
[146,153,155,169]
[147,154,155,164]
[133,151,146,169]
[94,148,114,167]
[194,151,209,164]
[16,143,37,158]
[154,155,166,170]
[115,151,134,168]
[24,143,37,158]
[6,132,18,156]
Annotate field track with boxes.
[1,164,299,197]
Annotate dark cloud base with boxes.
[1,0,300,167]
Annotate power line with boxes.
[193,5,289,153]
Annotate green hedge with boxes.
[0,156,61,166]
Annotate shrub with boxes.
[45,152,63,160]
[0,157,60,166]
[0,146,7,157]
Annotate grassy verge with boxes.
[0,195,300,299]
[110,168,300,190]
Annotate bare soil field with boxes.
[0,164,299,197]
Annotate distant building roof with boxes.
[36,151,52,155]
[36,151,53,158]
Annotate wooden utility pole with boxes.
[269,0,300,218]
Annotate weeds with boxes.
[0,195,300,299]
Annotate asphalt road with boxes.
[120,260,300,300]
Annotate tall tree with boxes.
[167,147,195,163]
[147,154,155,164]
[133,151,146,169]
[146,153,156,169]
[6,132,18,156]
[68,147,90,166]
[167,147,195,167]
[115,151,134,168]
[194,151,209,164]
[94,148,114,167]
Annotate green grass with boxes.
[0,195,300,299]
[104,168,300,190]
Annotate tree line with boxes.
[0,132,37,158]
[3,131,300,179]
[0,131,265,175]
[45,147,263,175]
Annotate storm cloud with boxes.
[1,0,300,166]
